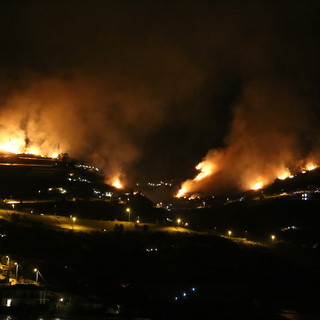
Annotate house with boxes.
[0,284,51,307]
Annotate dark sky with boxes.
[0,0,320,190]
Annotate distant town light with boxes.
[71,216,76,230]
[126,208,131,222]
[6,299,12,307]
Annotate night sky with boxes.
[0,0,320,191]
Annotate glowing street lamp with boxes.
[271,234,276,242]
[126,208,131,222]
[14,263,19,279]
[228,230,232,237]
[71,217,76,230]
[177,218,181,228]
[34,268,39,282]
[6,256,9,266]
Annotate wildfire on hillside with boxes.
[251,181,263,191]
[175,80,320,199]
[0,133,127,189]
[175,158,219,198]
[108,175,124,189]
[176,159,320,198]
[0,136,59,158]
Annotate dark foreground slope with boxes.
[0,218,319,319]
[0,153,167,223]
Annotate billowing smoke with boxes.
[0,1,319,191]
[0,1,204,187]
[178,80,320,196]
[0,73,200,186]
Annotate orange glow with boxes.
[277,168,291,180]
[175,160,217,198]
[306,163,317,171]
[251,182,263,190]
[188,193,199,200]
[0,140,24,154]
[0,137,59,158]
[4,200,19,204]
[111,176,123,189]
[176,187,187,198]
[194,161,215,181]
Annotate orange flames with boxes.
[0,136,59,158]
[109,175,124,189]
[251,181,263,190]
[176,187,187,198]
[176,158,320,197]
[249,163,318,191]
[176,160,217,198]
[0,134,127,190]
[277,167,292,180]
[194,162,215,181]
[306,163,317,171]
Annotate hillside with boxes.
[0,154,319,318]
[0,152,167,223]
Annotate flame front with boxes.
[175,160,217,198]
[251,182,263,190]
[177,158,320,196]
[306,163,317,171]
[0,135,59,158]
[176,187,187,198]
[277,168,291,180]
[110,175,124,189]
[0,139,24,154]
[194,162,215,181]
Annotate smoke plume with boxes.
[0,1,319,190]
[178,80,320,195]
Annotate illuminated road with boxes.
[0,209,195,234]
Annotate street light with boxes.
[34,268,39,282]
[177,219,181,228]
[6,256,9,266]
[271,234,276,242]
[14,263,19,279]
[126,208,131,222]
[72,217,76,230]
[228,230,232,237]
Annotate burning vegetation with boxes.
[0,136,59,159]
[176,84,320,198]
[0,132,125,190]
[176,159,320,198]
[109,175,124,190]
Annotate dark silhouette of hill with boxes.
[0,153,166,223]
